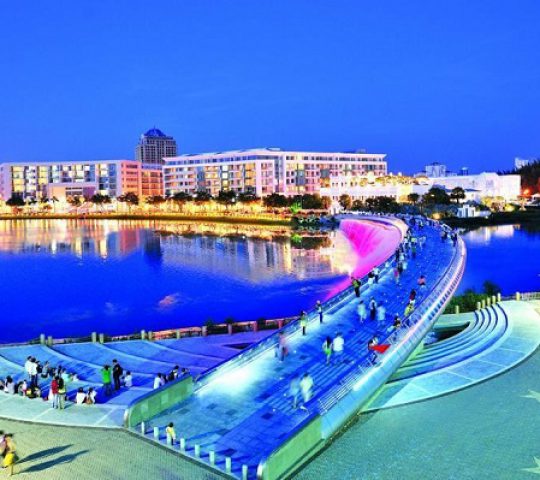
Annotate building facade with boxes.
[320,172,521,204]
[135,128,177,166]
[163,148,387,197]
[0,159,163,201]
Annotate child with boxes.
[166,422,176,444]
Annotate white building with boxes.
[320,172,521,204]
[424,162,448,177]
[163,148,387,197]
[0,159,163,201]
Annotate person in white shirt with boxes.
[357,300,367,323]
[124,372,133,388]
[332,333,345,364]
[75,387,87,405]
[299,373,314,411]
[153,374,162,390]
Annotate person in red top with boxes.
[50,376,59,409]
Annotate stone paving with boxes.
[295,347,540,480]
[146,222,455,476]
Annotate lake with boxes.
[458,224,540,295]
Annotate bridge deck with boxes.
[146,222,456,477]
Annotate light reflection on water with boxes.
[0,220,359,342]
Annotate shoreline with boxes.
[443,210,540,229]
[0,212,293,227]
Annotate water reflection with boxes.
[0,220,356,282]
[0,220,359,342]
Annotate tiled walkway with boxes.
[146,222,455,476]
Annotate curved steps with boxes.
[391,305,508,381]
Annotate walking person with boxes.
[376,302,386,329]
[299,373,314,411]
[289,374,301,409]
[332,332,344,363]
[166,422,177,445]
[417,274,426,289]
[2,434,16,477]
[369,297,377,321]
[50,376,59,409]
[351,276,361,297]
[101,365,113,396]
[112,359,123,391]
[357,300,367,324]
[373,266,380,284]
[58,376,66,409]
[322,337,333,365]
[299,311,308,336]
[316,300,324,324]
[278,332,288,361]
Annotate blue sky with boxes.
[0,0,539,173]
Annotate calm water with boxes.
[0,220,360,343]
[458,224,540,295]
[1,220,538,343]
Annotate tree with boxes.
[194,191,213,203]
[6,196,25,212]
[67,196,82,211]
[407,193,420,205]
[237,192,259,204]
[365,196,400,213]
[90,194,112,211]
[339,194,352,210]
[351,199,364,211]
[146,195,166,210]
[450,187,466,204]
[171,192,193,212]
[263,193,289,208]
[117,192,137,212]
[216,190,237,206]
[422,187,450,205]
[320,195,332,210]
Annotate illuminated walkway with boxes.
[143,221,456,477]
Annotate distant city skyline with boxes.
[1,1,539,173]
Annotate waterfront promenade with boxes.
[0,216,462,479]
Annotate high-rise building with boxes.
[163,147,387,197]
[135,128,177,166]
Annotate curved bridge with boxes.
[128,215,465,480]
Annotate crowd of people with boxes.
[275,215,458,412]
[0,356,82,409]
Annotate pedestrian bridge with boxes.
[125,215,465,479]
